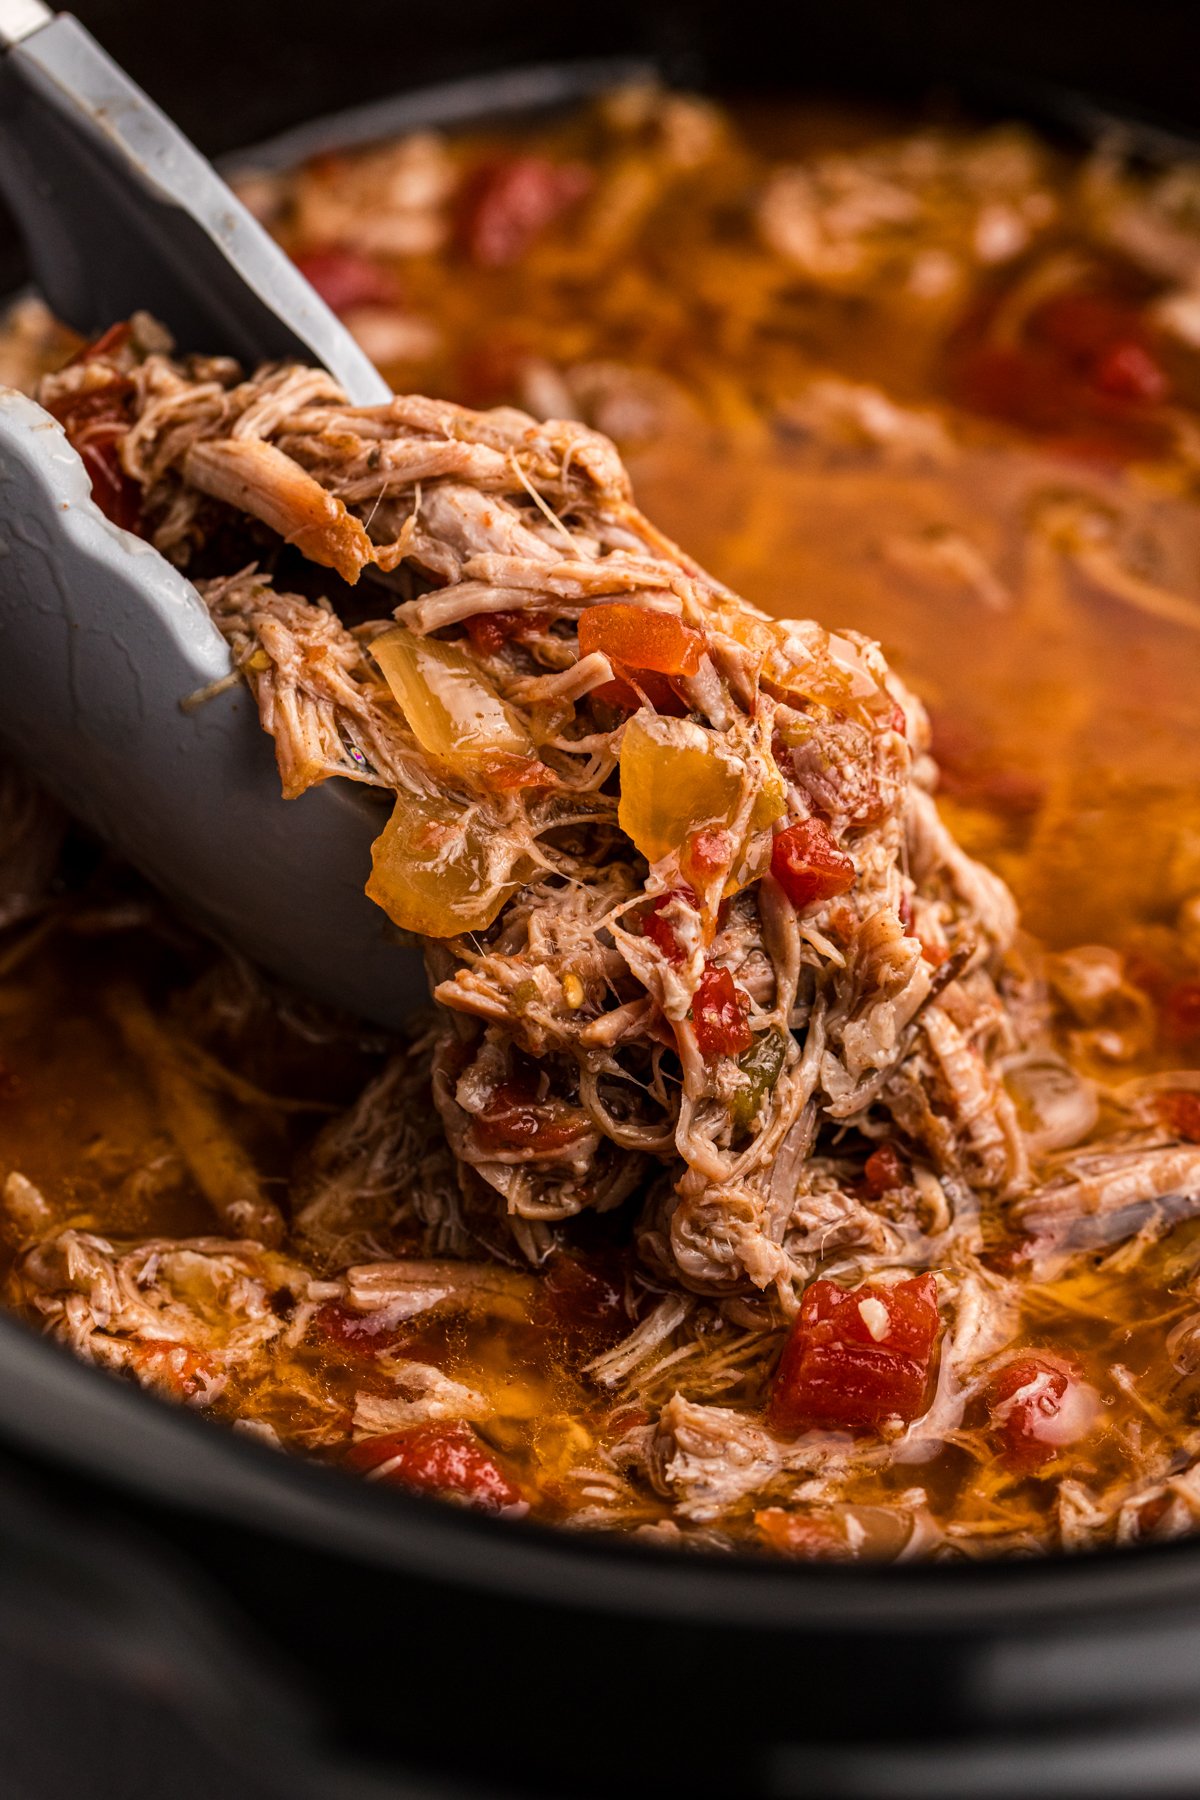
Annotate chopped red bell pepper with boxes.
[346,1421,522,1510]
[691,964,753,1060]
[769,1274,940,1435]
[1156,1090,1200,1144]
[292,247,402,315]
[578,602,706,679]
[986,1353,1096,1468]
[456,156,591,268]
[770,819,856,910]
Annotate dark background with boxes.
[49,0,1200,154]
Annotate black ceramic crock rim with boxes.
[5,50,1200,1647]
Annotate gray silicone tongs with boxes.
[0,1,426,1028]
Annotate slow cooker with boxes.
[2,4,1200,1795]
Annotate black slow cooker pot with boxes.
[4,5,1200,1797]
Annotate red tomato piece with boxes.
[755,1507,848,1560]
[769,1274,940,1435]
[1162,981,1200,1046]
[1093,339,1168,403]
[691,965,753,1061]
[1030,291,1168,403]
[462,610,544,656]
[312,1300,404,1356]
[543,1249,629,1342]
[292,247,401,315]
[683,828,733,882]
[131,1342,216,1400]
[952,344,1076,433]
[864,1142,909,1196]
[578,603,705,679]
[479,754,555,792]
[1156,1091,1200,1143]
[1030,291,1141,360]
[770,819,856,911]
[590,671,689,715]
[987,1354,1098,1468]
[46,373,142,531]
[473,1080,589,1154]
[457,156,591,268]
[346,1421,522,1511]
[640,887,698,964]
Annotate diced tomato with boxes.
[769,1274,940,1435]
[770,819,856,911]
[543,1249,629,1344]
[312,1300,406,1356]
[1156,1090,1200,1144]
[987,1353,1098,1469]
[864,1142,909,1197]
[590,670,689,715]
[691,964,753,1061]
[292,247,402,315]
[479,754,555,792]
[578,603,705,679]
[931,715,1045,819]
[1162,981,1200,1047]
[346,1421,522,1511]
[463,610,544,656]
[473,1080,590,1154]
[1030,291,1168,401]
[755,1507,848,1560]
[640,887,698,964]
[682,828,733,883]
[953,343,1075,433]
[948,285,1169,459]
[456,156,591,268]
[1093,340,1168,403]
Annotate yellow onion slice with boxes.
[371,628,532,765]
[366,790,522,937]
[618,713,742,865]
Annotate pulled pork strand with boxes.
[37,327,1032,1305]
